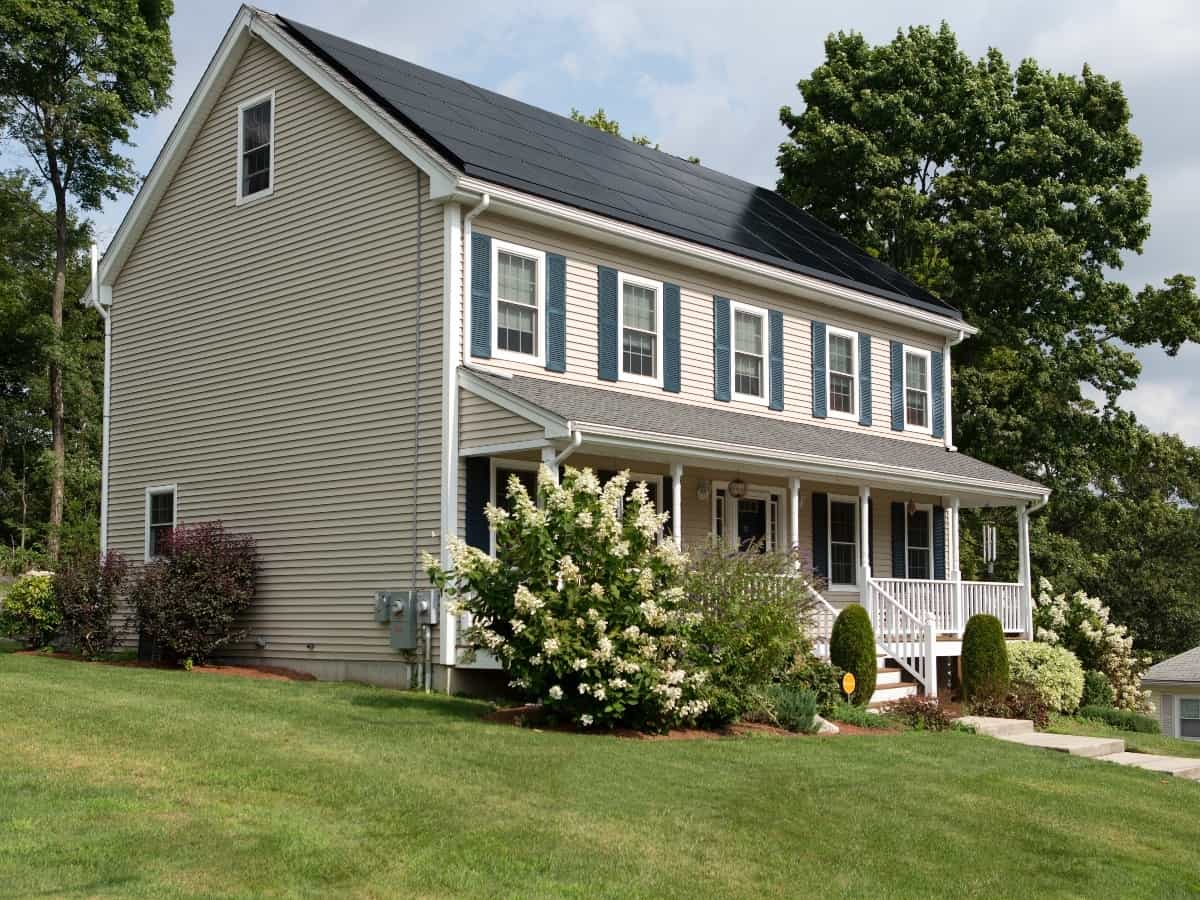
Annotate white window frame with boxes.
[730,300,769,406]
[616,271,664,387]
[903,346,933,434]
[144,484,178,562]
[827,494,860,589]
[490,239,546,366]
[1180,695,1200,742]
[236,90,275,205]
[904,502,934,580]
[710,481,780,553]
[489,458,540,555]
[825,325,859,422]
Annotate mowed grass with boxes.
[2,653,1199,899]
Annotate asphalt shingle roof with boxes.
[277,14,961,321]
[1144,646,1200,685]
[470,371,1045,492]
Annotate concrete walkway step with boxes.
[955,716,1034,738]
[1096,751,1200,781]
[998,731,1125,758]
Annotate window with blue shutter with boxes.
[545,253,566,372]
[768,310,784,411]
[713,296,731,401]
[932,350,945,439]
[890,341,904,431]
[597,266,618,381]
[470,232,492,358]
[933,505,946,580]
[858,333,872,426]
[811,321,827,418]
[811,492,829,579]
[664,283,681,393]
[890,501,907,577]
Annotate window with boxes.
[237,92,274,202]
[906,505,933,580]
[828,497,859,587]
[904,348,931,431]
[490,461,539,554]
[491,240,545,364]
[1182,699,1200,740]
[732,302,767,402]
[827,327,857,418]
[617,272,662,385]
[145,486,176,560]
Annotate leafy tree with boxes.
[777,24,1200,654]
[570,107,700,164]
[0,0,174,561]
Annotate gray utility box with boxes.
[377,589,439,651]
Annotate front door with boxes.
[737,498,767,552]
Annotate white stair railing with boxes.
[806,583,838,661]
[869,579,938,696]
[871,578,957,632]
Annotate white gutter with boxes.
[944,329,965,452]
[553,429,583,467]
[1027,494,1050,515]
[83,244,112,556]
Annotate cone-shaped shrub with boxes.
[962,614,1009,704]
[829,604,876,706]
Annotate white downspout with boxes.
[85,244,112,557]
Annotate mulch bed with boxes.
[16,650,316,682]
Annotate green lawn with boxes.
[2,653,1199,899]
[1050,715,1200,759]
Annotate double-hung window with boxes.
[731,302,767,403]
[904,347,931,431]
[618,272,662,385]
[828,497,859,587]
[145,485,176,560]
[1181,699,1200,740]
[237,92,274,202]
[492,240,545,364]
[906,505,933,580]
[827,326,858,419]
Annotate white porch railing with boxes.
[869,580,937,696]
[870,577,1027,636]
[961,581,1026,634]
[871,578,956,633]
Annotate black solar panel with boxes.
[278,15,960,320]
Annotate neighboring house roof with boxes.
[464,369,1047,495]
[1143,646,1200,685]
[277,15,960,321]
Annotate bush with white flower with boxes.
[426,466,710,733]
[1033,578,1150,712]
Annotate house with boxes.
[88,6,1048,698]
[1143,648,1200,740]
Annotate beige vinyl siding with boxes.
[459,389,545,451]
[467,212,948,445]
[108,37,444,666]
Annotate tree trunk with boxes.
[47,188,67,563]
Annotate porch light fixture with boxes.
[728,478,748,499]
[695,480,710,501]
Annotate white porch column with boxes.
[541,445,558,483]
[858,485,872,622]
[1017,504,1032,638]
[670,462,683,550]
[788,477,801,555]
[950,496,963,634]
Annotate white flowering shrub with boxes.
[1008,641,1085,713]
[1033,578,1150,712]
[426,466,709,732]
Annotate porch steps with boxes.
[869,661,917,706]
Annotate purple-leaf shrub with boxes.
[55,551,130,658]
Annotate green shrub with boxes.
[967,684,1050,729]
[961,614,1009,704]
[55,552,129,659]
[131,522,258,667]
[1009,642,1084,713]
[766,684,818,733]
[683,541,815,724]
[1081,670,1115,709]
[829,605,876,706]
[0,571,59,648]
[1078,705,1160,734]
[782,655,844,716]
[885,695,953,731]
[826,701,889,729]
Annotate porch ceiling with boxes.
[460,367,1048,504]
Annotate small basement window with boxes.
[145,486,176,560]
[238,92,274,202]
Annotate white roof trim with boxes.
[89,5,457,296]
[458,367,572,439]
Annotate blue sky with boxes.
[77,0,1200,441]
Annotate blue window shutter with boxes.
[811,492,828,580]
[768,309,784,411]
[933,506,946,580]
[891,501,907,578]
[597,266,618,381]
[811,321,827,418]
[465,457,491,551]
[664,283,681,393]
[662,475,674,538]
[890,341,904,431]
[932,350,945,439]
[545,253,566,373]
[858,333,872,426]
[470,232,492,358]
[713,296,731,401]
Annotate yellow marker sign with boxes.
[842,672,857,697]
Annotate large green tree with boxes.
[777,24,1200,655]
[0,0,173,561]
